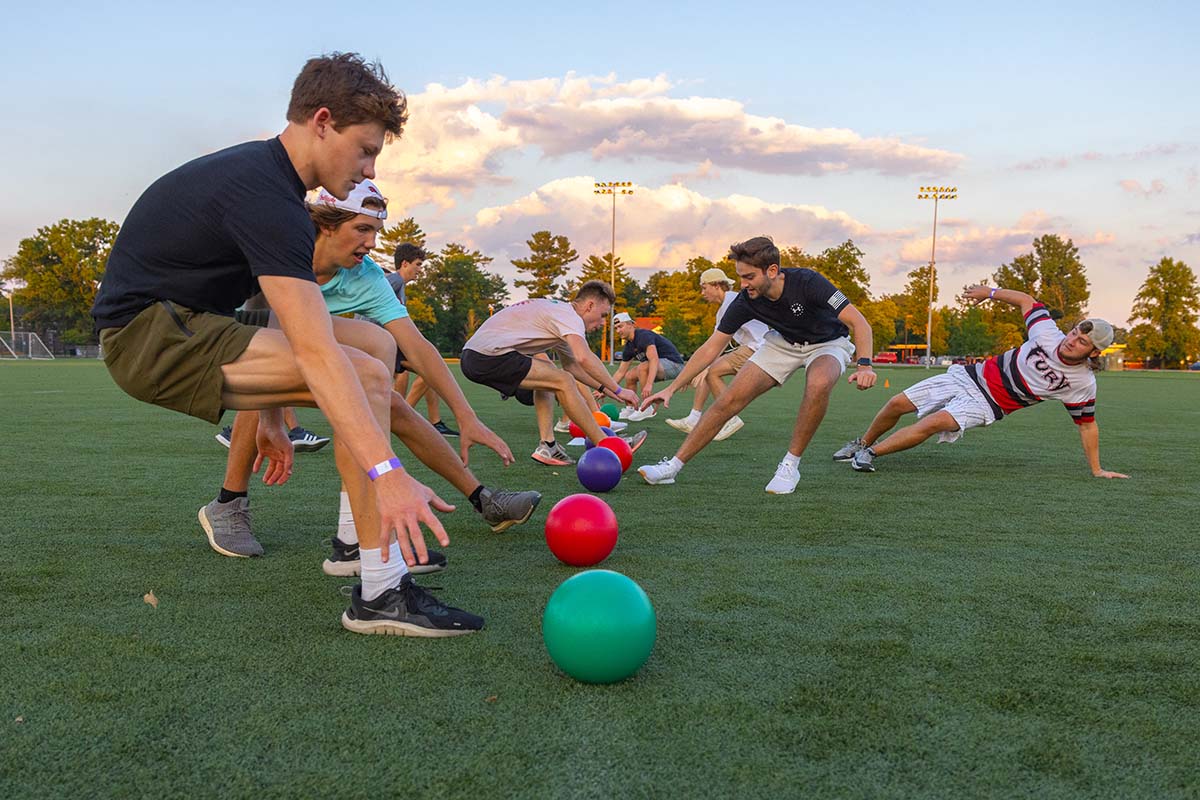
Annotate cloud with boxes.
[669,158,720,185]
[374,73,963,210]
[461,177,873,284]
[1118,178,1166,198]
[1013,143,1196,172]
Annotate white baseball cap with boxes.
[311,180,388,220]
[1079,318,1114,350]
[613,312,634,324]
[699,267,732,286]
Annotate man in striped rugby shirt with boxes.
[834,284,1128,479]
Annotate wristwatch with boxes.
[856,357,872,367]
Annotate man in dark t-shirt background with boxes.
[90,53,482,636]
[610,312,685,422]
[637,235,878,495]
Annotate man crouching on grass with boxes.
[832,284,1129,479]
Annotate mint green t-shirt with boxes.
[318,255,408,325]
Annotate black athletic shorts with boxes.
[460,348,535,406]
[395,349,409,375]
[234,308,272,328]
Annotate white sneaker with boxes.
[713,416,744,442]
[618,406,635,420]
[626,407,657,422]
[638,457,681,485]
[553,420,572,433]
[666,416,696,433]
[765,460,800,494]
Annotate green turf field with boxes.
[2,361,1197,798]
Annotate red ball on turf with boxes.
[584,427,615,449]
[544,494,619,566]
[598,435,633,471]
[568,421,585,439]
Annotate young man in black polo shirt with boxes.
[610,312,686,422]
[637,236,878,494]
[92,53,482,637]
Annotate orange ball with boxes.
[592,411,612,428]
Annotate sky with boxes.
[3,0,1198,326]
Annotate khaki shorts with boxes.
[747,331,853,385]
[715,343,756,373]
[100,301,259,424]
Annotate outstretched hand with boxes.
[253,418,295,485]
[963,285,994,303]
[640,387,673,411]
[375,471,456,567]
[847,367,877,390]
[458,416,515,467]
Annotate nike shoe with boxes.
[432,421,460,437]
[322,537,446,576]
[713,416,745,442]
[621,430,648,454]
[851,447,877,473]
[765,460,800,494]
[198,497,263,557]
[215,426,233,448]
[833,437,866,462]
[531,442,575,466]
[289,427,331,453]
[665,416,696,433]
[341,576,483,637]
[479,487,542,533]
[638,457,681,485]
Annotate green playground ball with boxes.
[542,570,657,684]
[600,402,620,420]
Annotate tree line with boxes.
[3,216,1199,368]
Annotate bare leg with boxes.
[691,370,710,412]
[534,390,556,442]
[282,407,299,429]
[676,364,776,462]
[223,410,259,492]
[522,360,608,443]
[861,393,919,446]
[784,355,842,459]
[389,391,478,497]
[704,356,738,402]
[424,388,442,425]
[871,410,960,456]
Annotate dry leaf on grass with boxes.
[143,591,158,609]
[15,716,24,724]
[485,695,498,703]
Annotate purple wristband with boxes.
[367,457,403,481]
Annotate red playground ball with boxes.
[598,436,633,471]
[544,494,619,566]
[584,427,615,449]
[576,446,623,492]
[568,420,585,439]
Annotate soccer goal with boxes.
[0,332,55,359]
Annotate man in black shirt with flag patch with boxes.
[637,236,877,494]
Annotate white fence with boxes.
[0,332,55,359]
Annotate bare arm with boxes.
[1078,421,1129,479]
[641,330,732,409]
[837,304,877,390]
[565,334,637,404]
[964,284,1036,316]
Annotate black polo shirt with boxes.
[621,328,684,364]
[717,268,850,345]
[92,137,316,330]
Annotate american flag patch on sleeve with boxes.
[828,290,848,309]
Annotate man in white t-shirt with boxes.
[461,281,645,466]
[834,284,1129,478]
[666,267,770,441]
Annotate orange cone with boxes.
[884,379,890,388]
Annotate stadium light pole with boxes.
[2,284,13,344]
[594,180,634,364]
[917,186,957,368]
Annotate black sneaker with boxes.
[479,487,542,533]
[341,575,483,637]
[432,421,460,437]
[215,426,233,448]
[289,427,331,453]
[321,537,446,576]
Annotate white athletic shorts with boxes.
[902,364,997,443]
[747,332,854,385]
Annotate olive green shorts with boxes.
[100,301,260,424]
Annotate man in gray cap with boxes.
[833,284,1128,478]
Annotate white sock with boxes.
[782,452,801,469]
[668,456,685,471]
[686,409,702,423]
[728,414,743,425]
[360,543,408,602]
[336,491,357,545]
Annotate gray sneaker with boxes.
[833,437,866,462]
[479,487,543,533]
[851,447,877,472]
[197,497,264,557]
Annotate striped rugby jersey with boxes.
[961,303,1097,425]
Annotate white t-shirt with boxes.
[463,298,586,357]
[716,291,769,350]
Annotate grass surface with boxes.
[2,361,1198,799]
